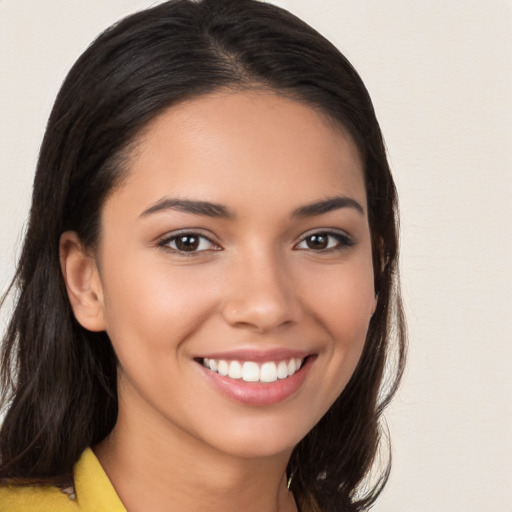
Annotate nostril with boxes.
[220,296,303,333]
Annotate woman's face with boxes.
[89,90,376,459]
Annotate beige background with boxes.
[1,1,511,510]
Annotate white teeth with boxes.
[228,360,242,379]
[217,360,229,376]
[202,357,305,383]
[260,362,278,382]
[242,362,260,382]
[277,361,288,379]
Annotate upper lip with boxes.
[196,348,312,362]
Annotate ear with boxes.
[59,231,107,332]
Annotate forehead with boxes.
[107,90,366,217]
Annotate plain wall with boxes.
[1,1,511,510]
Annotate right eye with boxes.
[158,232,220,254]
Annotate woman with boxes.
[0,0,405,511]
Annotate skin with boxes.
[60,90,377,512]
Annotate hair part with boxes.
[1,1,406,510]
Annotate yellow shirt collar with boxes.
[74,448,126,511]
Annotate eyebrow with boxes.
[292,196,364,217]
[140,198,234,218]
[140,194,364,220]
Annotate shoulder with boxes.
[0,483,78,512]
[0,447,125,512]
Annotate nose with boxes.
[220,250,303,333]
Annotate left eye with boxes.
[159,233,217,253]
[295,232,353,251]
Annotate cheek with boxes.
[310,260,376,389]
[100,256,220,356]
[311,259,376,336]
[323,287,375,335]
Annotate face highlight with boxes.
[79,91,376,459]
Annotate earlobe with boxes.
[59,231,107,332]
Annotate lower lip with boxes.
[198,357,314,407]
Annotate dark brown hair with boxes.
[0,1,406,510]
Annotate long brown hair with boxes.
[0,1,406,510]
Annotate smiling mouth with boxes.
[200,357,306,383]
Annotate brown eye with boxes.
[175,235,200,251]
[306,234,329,250]
[159,232,218,254]
[296,231,354,252]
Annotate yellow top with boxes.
[0,448,126,512]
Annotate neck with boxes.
[94,403,297,512]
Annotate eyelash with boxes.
[294,230,355,252]
[157,229,354,256]
[157,232,220,256]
